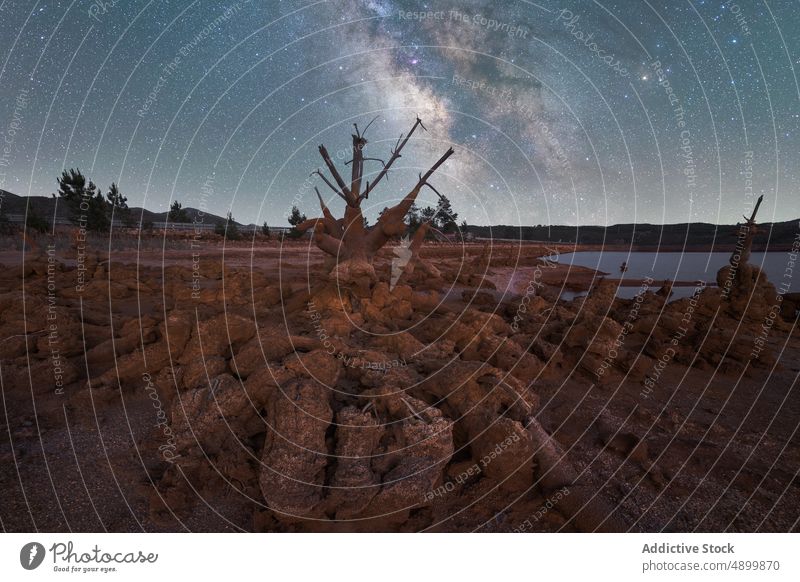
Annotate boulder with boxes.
[258,377,333,520]
[325,406,384,519]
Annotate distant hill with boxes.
[2,189,797,249]
[465,220,799,250]
[0,190,241,228]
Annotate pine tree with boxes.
[288,205,306,226]
[54,168,109,231]
[226,212,240,240]
[287,205,307,238]
[261,221,271,238]
[405,202,421,232]
[435,194,458,233]
[106,182,126,209]
[168,200,189,223]
[215,211,240,240]
[106,182,131,226]
[55,168,89,203]
[420,205,436,225]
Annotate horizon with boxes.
[3,188,798,230]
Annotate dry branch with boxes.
[361,116,426,200]
[318,145,353,204]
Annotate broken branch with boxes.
[318,144,353,204]
[312,169,348,202]
[362,116,426,198]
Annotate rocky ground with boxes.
[1,233,798,532]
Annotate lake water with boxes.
[549,251,797,300]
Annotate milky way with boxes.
[0,0,797,227]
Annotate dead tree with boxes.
[296,117,454,295]
[718,194,765,300]
[734,194,763,267]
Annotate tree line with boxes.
[53,168,132,232]
[287,193,464,238]
[0,168,264,241]
[3,167,467,241]
[1,168,132,234]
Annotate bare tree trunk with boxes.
[733,194,763,267]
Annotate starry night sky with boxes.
[0,0,797,227]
